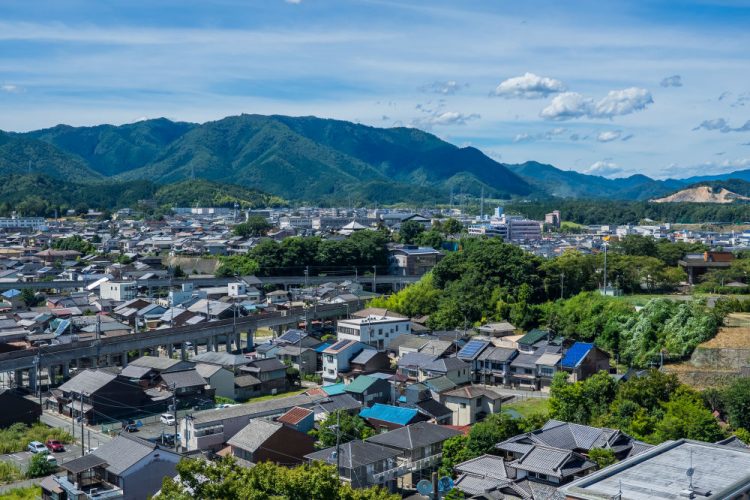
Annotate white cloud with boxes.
[659,75,682,87]
[541,87,653,121]
[693,118,750,133]
[285,0,302,4]
[493,72,566,99]
[419,80,467,95]
[513,127,568,143]
[660,157,750,178]
[0,84,20,93]
[585,160,623,177]
[413,110,480,128]
[596,130,622,142]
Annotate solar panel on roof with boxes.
[329,340,350,351]
[458,339,488,359]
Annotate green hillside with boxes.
[6,114,533,203]
[505,161,685,200]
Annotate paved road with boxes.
[41,411,113,449]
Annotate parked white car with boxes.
[160,413,176,426]
[27,441,48,454]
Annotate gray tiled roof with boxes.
[510,445,594,479]
[305,440,400,469]
[130,355,182,371]
[191,351,250,367]
[192,393,327,424]
[160,369,207,389]
[477,347,517,363]
[92,434,172,476]
[397,351,437,368]
[422,356,468,373]
[58,369,116,394]
[227,419,281,453]
[454,454,510,481]
[366,421,461,450]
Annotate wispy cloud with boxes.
[693,118,750,133]
[659,75,682,88]
[0,84,21,93]
[493,72,566,99]
[513,127,567,143]
[585,160,623,177]
[419,81,467,95]
[596,130,622,142]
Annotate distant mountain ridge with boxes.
[2,114,533,203]
[3,113,750,203]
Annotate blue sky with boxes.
[1,0,749,179]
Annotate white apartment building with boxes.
[0,217,47,230]
[336,315,412,350]
[99,281,137,301]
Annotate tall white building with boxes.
[336,315,412,350]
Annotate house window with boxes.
[460,403,466,409]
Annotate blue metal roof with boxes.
[360,404,418,426]
[315,342,334,353]
[322,383,347,396]
[561,342,595,369]
[1,289,21,299]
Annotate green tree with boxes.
[310,410,374,448]
[588,448,617,468]
[233,216,272,237]
[438,435,470,477]
[722,377,750,431]
[399,221,425,244]
[654,389,725,443]
[440,218,463,236]
[20,289,40,307]
[415,230,443,248]
[26,453,56,478]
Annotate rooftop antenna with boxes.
[687,448,695,491]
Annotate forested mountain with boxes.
[6,114,750,205]
[4,114,533,203]
[505,161,685,200]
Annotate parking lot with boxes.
[1,443,83,472]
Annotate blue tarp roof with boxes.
[360,404,418,426]
[1,289,21,299]
[561,342,594,369]
[322,383,347,396]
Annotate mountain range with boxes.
[2,113,750,204]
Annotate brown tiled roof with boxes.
[277,406,313,426]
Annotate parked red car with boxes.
[45,440,65,452]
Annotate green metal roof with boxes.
[345,375,379,394]
[517,328,549,345]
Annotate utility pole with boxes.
[602,241,608,294]
[335,411,341,475]
[372,265,376,294]
[172,383,179,452]
[304,266,309,288]
[80,392,85,457]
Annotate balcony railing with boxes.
[369,453,443,483]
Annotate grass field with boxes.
[502,397,550,419]
[242,388,307,404]
[0,485,40,500]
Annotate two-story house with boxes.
[305,440,401,490]
[322,340,374,384]
[227,419,315,465]
[366,422,462,489]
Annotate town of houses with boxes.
[0,205,748,499]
